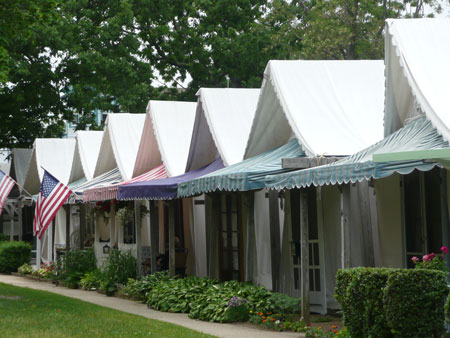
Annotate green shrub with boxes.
[100,249,136,295]
[0,241,31,273]
[80,270,102,290]
[335,267,391,338]
[0,233,9,242]
[268,292,301,314]
[57,248,97,288]
[335,267,448,338]
[18,263,33,275]
[148,276,216,313]
[384,269,447,338]
[124,271,170,301]
[188,280,273,322]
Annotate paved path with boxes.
[0,275,304,338]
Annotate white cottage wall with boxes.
[254,190,273,290]
[374,174,403,268]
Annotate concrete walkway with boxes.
[0,275,304,338]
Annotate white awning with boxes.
[69,130,103,183]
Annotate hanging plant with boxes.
[89,200,119,223]
[116,204,149,227]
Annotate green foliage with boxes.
[268,292,301,315]
[0,241,31,273]
[79,270,102,290]
[17,263,33,275]
[445,291,450,324]
[148,276,217,313]
[223,304,250,323]
[384,269,448,338]
[100,249,137,295]
[412,249,449,272]
[335,267,448,338]
[124,271,170,301]
[57,248,97,288]
[0,233,9,242]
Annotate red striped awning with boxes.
[83,164,168,202]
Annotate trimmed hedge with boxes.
[0,241,32,273]
[335,267,448,338]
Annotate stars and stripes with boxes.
[0,169,16,216]
[33,170,72,239]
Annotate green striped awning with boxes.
[265,116,449,190]
[178,139,305,197]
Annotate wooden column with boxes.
[110,201,116,247]
[300,189,310,324]
[150,200,159,273]
[9,206,14,241]
[80,204,86,249]
[340,184,351,269]
[268,189,281,291]
[135,200,142,276]
[168,200,175,277]
[51,218,56,261]
[36,235,41,267]
[65,205,70,251]
[244,192,255,282]
[18,200,23,241]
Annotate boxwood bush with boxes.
[336,267,448,338]
[0,241,31,273]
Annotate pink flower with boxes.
[429,252,436,259]
[411,256,419,263]
[441,246,448,254]
[423,254,430,262]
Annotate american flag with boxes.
[34,170,72,239]
[0,169,16,216]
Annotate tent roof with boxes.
[93,113,146,181]
[265,116,448,189]
[23,138,76,194]
[178,139,305,197]
[245,60,385,159]
[69,131,103,183]
[120,159,224,200]
[133,100,197,178]
[7,148,32,197]
[185,88,260,171]
[384,19,450,140]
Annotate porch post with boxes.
[150,200,159,274]
[9,206,14,241]
[18,200,22,241]
[36,235,41,266]
[80,204,86,249]
[300,189,310,323]
[110,201,116,247]
[65,205,70,251]
[168,200,176,277]
[440,169,450,269]
[268,189,281,291]
[340,184,351,269]
[135,200,142,276]
[51,218,56,261]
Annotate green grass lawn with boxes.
[0,282,215,338]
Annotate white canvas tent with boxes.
[93,113,146,181]
[69,131,103,183]
[241,60,385,313]
[384,18,450,139]
[22,138,76,265]
[186,88,260,171]
[133,100,197,178]
[245,60,385,159]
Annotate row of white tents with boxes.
[2,18,450,315]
